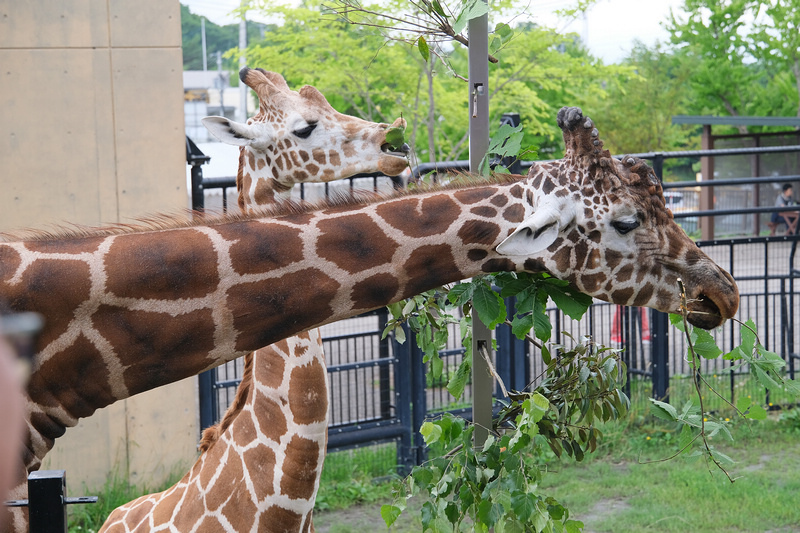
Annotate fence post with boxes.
[495,295,528,394]
[377,308,392,420]
[650,309,670,401]
[186,136,210,211]
[28,470,68,533]
[198,369,217,431]
[393,323,427,472]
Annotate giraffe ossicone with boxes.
[203,67,410,210]
[3,106,739,533]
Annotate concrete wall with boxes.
[0,1,199,491]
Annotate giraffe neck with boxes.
[7,177,527,474]
[99,331,327,533]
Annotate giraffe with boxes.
[99,333,328,533]
[99,68,405,532]
[2,107,740,532]
[202,67,410,211]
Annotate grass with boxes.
[318,408,800,532]
[68,470,185,532]
[535,412,800,532]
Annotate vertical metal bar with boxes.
[28,470,68,533]
[468,0,491,447]
[410,328,427,465]
[198,370,217,431]
[393,324,414,474]
[191,164,205,211]
[650,309,669,401]
[377,309,392,420]
[700,125,715,240]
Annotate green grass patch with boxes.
[538,411,800,532]
[315,443,399,511]
[68,469,185,532]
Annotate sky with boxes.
[181,0,685,64]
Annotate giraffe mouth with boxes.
[685,294,725,329]
[381,142,410,158]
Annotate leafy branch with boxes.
[323,0,518,67]
[642,278,800,481]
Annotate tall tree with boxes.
[752,0,800,117]
[666,0,760,131]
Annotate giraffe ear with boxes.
[202,116,273,148]
[496,202,575,256]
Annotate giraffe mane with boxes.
[198,351,256,453]
[1,174,523,243]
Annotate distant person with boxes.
[769,184,797,234]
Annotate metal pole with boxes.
[201,18,208,72]
[468,2,492,447]
[238,1,248,123]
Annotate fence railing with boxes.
[189,139,800,472]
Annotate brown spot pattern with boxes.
[454,187,498,204]
[376,195,461,238]
[317,214,399,273]
[106,231,219,300]
[288,359,328,424]
[91,305,216,395]
[458,220,500,245]
[27,334,115,418]
[402,245,463,297]
[253,178,276,205]
[0,245,21,283]
[280,435,321,500]
[351,273,400,310]
[228,269,340,350]
[244,445,276,499]
[470,206,497,218]
[261,506,304,531]
[217,221,304,275]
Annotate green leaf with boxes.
[393,324,406,344]
[511,492,536,522]
[495,22,513,39]
[679,423,694,451]
[692,329,722,359]
[511,312,533,340]
[420,421,443,445]
[649,399,678,421]
[381,505,402,528]
[745,403,767,420]
[477,500,503,528]
[417,35,430,62]
[384,126,406,151]
[473,282,506,328]
[431,0,446,17]
[669,313,686,332]
[447,357,472,399]
[532,297,552,342]
[452,0,489,35]
[542,282,592,320]
[448,282,474,306]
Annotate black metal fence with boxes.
[189,139,800,472]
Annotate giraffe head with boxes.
[202,67,409,208]
[497,107,738,329]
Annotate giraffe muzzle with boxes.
[685,269,739,329]
[381,142,410,157]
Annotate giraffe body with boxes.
[99,332,327,533]
[4,107,739,532]
[99,69,389,532]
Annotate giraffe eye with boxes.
[611,219,639,235]
[293,123,317,139]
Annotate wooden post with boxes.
[700,124,715,240]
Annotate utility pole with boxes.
[238,0,248,123]
[468,0,492,447]
[201,17,208,72]
[216,51,225,117]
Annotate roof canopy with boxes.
[672,115,800,127]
